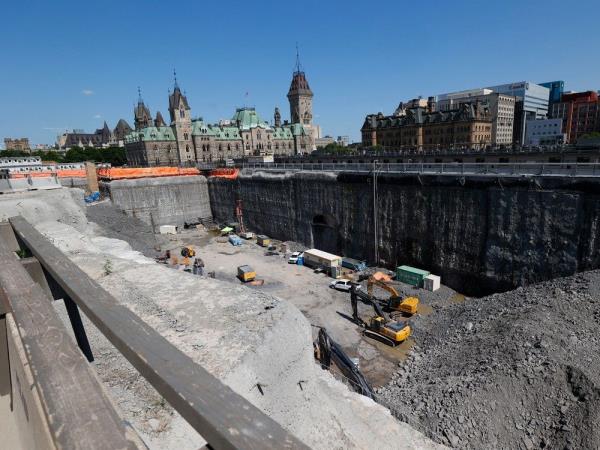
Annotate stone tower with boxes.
[287,48,313,126]
[274,107,281,127]
[168,71,194,164]
[134,87,153,131]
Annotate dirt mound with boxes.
[377,272,600,449]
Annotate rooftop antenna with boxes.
[295,42,302,73]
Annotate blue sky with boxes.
[1,0,599,146]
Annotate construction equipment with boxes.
[237,265,256,282]
[350,285,411,346]
[181,246,196,258]
[314,328,375,400]
[367,273,419,315]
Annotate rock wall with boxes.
[208,170,600,296]
[102,175,212,230]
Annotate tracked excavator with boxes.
[350,285,411,346]
[367,273,419,315]
[314,327,376,400]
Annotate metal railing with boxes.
[239,162,600,177]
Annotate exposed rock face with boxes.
[208,170,600,296]
[102,175,212,230]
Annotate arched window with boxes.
[184,132,189,140]
[180,108,185,119]
[186,145,190,153]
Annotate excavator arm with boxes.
[367,277,400,299]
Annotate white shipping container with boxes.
[424,274,441,291]
[159,225,178,235]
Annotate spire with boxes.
[173,68,179,90]
[137,86,143,103]
[294,42,302,73]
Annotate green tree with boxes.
[579,131,600,141]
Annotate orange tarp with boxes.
[208,168,239,179]
[9,171,56,178]
[9,169,86,179]
[57,169,86,178]
[97,167,200,180]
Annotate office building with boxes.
[540,81,564,107]
[485,82,550,144]
[551,91,600,143]
[437,89,515,146]
[524,118,565,145]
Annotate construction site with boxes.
[1,157,599,449]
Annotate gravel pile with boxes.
[377,271,600,449]
[84,199,160,258]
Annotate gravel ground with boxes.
[83,197,160,258]
[377,271,600,449]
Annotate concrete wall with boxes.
[103,175,212,229]
[208,170,600,296]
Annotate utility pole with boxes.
[373,159,379,265]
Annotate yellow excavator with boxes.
[350,285,411,346]
[181,246,196,258]
[367,273,419,315]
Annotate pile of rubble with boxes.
[377,271,600,449]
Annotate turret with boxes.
[274,107,281,127]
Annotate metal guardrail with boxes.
[240,162,600,177]
[2,217,308,450]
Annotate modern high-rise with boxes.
[436,89,515,146]
[484,82,550,144]
[540,81,564,107]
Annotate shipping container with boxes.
[303,249,342,277]
[424,274,441,291]
[396,265,430,287]
[256,235,270,247]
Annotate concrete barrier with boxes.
[102,175,212,230]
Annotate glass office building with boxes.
[485,82,550,144]
[540,81,565,106]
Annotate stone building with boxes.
[3,138,30,152]
[361,102,492,151]
[56,120,133,150]
[125,66,317,166]
[436,89,515,146]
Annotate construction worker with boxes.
[193,257,205,276]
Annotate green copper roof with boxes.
[271,126,294,140]
[191,121,241,140]
[124,126,175,143]
[231,107,269,130]
[191,120,216,136]
[289,123,306,136]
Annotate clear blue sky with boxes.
[1,0,599,146]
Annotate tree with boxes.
[579,131,600,141]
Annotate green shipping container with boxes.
[396,265,430,287]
